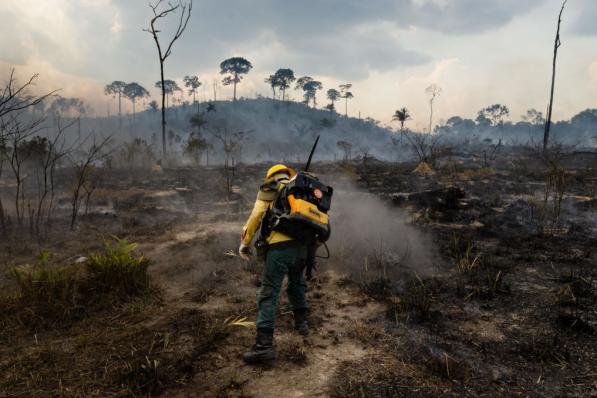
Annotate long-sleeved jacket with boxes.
[241,183,292,246]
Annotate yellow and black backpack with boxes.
[266,171,333,243]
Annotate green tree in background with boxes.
[327,88,340,113]
[339,83,353,116]
[392,107,411,132]
[155,80,181,108]
[220,57,253,101]
[104,81,127,131]
[183,75,201,112]
[274,68,295,101]
[123,82,149,120]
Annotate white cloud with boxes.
[589,61,597,91]
[110,12,123,34]
[0,56,105,115]
[0,0,594,123]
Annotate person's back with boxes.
[239,164,311,364]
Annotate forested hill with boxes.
[39,98,597,164]
[77,98,398,163]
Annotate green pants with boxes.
[256,242,308,330]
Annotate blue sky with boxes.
[0,0,595,129]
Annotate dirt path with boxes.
[174,271,384,398]
[140,218,386,397]
[241,274,384,398]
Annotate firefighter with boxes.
[239,164,310,364]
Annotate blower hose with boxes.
[315,242,330,260]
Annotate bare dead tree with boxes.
[336,140,353,162]
[34,117,76,237]
[425,84,442,134]
[229,130,250,175]
[0,69,57,235]
[403,130,443,167]
[0,69,56,120]
[2,115,45,226]
[473,138,503,168]
[543,0,567,151]
[210,126,247,200]
[69,135,111,230]
[145,0,193,161]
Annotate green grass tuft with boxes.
[87,237,150,298]
[2,237,155,327]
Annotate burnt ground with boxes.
[0,154,596,397]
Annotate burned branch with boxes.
[69,135,111,230]
[0,69,57,120]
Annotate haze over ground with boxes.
[0,0,596,128]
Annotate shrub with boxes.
[10,251,84,320]
[3,238,153,326]
[87,237,150,298]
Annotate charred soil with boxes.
[1,157,596,397]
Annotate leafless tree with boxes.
[336,140,353,162]
[543,0,567,151]
[0,69,57,235]
[2,115,45,226]
[425,84,442,134]
[210,125,247,199]
[145,0,193,160]
[35,117,77,236]
[403,130,443,166]
[474,138,503,168]
[0,69,56,121]
[69,135,111,230]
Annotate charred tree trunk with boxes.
[146,1,193,161]
[160,64,167,159]
[544,0,567,151]
[428,98,434,134]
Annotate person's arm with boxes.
[241,199,270,246]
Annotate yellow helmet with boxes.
[265,164,296,181]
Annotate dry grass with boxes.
[358,276,395,301]
[450,237,510,300]
[277,334,307,364]
[450,235,481,273]
[0,307,234,397]
[457,263,509,300]
[328,355,447,398]
[513,331,571,366]
[423,346,471,382]
[345,320,386,344]
[387,276,442,323]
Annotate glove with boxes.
[239,243,252,261]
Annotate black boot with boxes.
[293,308,310,336]
[243,328,276,364]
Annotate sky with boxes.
[0,0,596,130]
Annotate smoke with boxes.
[324,181,439,280]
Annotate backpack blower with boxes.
[267,135,333,244]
